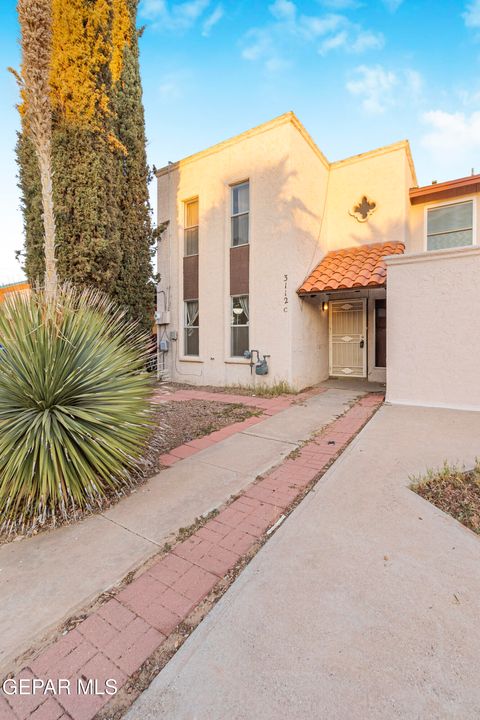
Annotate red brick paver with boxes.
[1,392,383,720]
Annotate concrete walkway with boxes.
[0,387,360,674]
[127,404,480,720]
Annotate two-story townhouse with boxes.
[155,112,480,410]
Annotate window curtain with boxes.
[238,296,249,321]
[186,301,199,332]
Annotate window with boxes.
[231,295,249,357]
[184,198,199,256]
[427,200,473,251]
[231,181,249,247]
[184,300,199,356]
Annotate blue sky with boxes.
[1,0,480,283]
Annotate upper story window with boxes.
[231,181,249,247]
[184,198,199,256]
[427,200,473,251]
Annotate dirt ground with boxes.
[412,464,480,534]
[140,399,262,475]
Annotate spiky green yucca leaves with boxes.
[0,285,153,534]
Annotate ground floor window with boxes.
[184,300,199,356]
[231,295,249,357]
[375,299,386,367]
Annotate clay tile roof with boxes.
[297,241,404,295]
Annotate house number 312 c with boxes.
[283,274,288,312]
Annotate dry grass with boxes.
[411,462,480,534]
[166,380,298,398]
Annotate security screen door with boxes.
[329,299,367,378]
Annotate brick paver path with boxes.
[1,394,383,720]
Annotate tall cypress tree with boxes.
[15,0,154,329]
[111,0,155,329]
[16,132,45,284]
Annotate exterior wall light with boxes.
[322,300,329,312]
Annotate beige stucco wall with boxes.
[386,247,480,410]
[287,121,330,387]
[156,115,331,389]
[325,145,414,252]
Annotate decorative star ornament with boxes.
[349,196,376,223]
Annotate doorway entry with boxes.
[329,299,367,378]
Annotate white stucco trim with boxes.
[384,245,480,266]
[330,139,417,186]
[155,112,330,176]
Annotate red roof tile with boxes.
[298,241,404,295]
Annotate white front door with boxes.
[329,299,367,378]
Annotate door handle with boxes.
[360,339,365,349]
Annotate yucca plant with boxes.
[0,285,153,535]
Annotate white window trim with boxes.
[230,179,250,248]
[183,300,200,358]
[423,196,477,252]
[230,293,250,359]
[183,196,199,257]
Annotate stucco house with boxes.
[155,112,480,411]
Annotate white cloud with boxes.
[350,30,385,52]
[299,13,345,39]
[421,110,480,175]
[318,0,360,8]
[382,0,404,11]
[319,30,348,54]
[242,29,274,61]
[463,0,480,28]
[346,65,397,113]
[242,1,385,70]
[140,0,211,32]
[202,4,224,36]
[405,68,422,98]
[346,64,422,113]
[157,70,191,101]
[269,0,297,22]
[458,86,480,105]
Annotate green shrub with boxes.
[0,285,153,535]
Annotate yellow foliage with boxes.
[111,0,132,84]
[50,0,133,126]
[107,131,128,155]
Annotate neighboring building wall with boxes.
[0,282,30,302]
[386,247,480,410]
[157,115,330,389]
[408,191,480,254]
